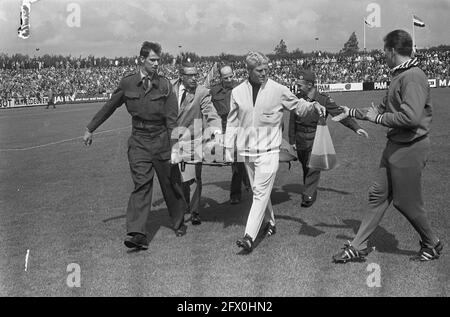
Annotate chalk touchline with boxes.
[0,126,131,151]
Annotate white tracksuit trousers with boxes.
[243,152,279,240]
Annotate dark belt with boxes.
[132,117,167,136]
[295,124,317,134]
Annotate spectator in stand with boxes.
[1,48,449,105]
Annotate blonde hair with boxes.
[245,51,269,70]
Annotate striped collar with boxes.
[392,58,420,73]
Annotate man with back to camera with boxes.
[332,30,443,263]
[83,41,187,251]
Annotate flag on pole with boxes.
[413,15,425,27]
[18,1,31,39]
[364,19,375,28]
[203,62,218,89]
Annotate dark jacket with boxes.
[379,63,432,143]
[86,71,178,159]
[210,82,236,133]
[288,88,361,149]
[347,59,432,144]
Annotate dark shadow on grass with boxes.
[103,215,126,223]
[270,188,292,206]
[103,209,178,245]
[280,184,352,196]
[317,187,351,195]
[276,215,326,237]
[187,194,326,233]
[279,183,304,195]
[196,196,251,228]
[202,180,232,192]
[317,219,417,256]
[121,180,347,238]
[204,180,292,207]
[272,184,352,207]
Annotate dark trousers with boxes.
[230,162,251,200]
[126,134,185,236]
[297,148,321,198]
[351,137,439,250]
[182,163,202,215]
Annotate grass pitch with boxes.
[0,89,448,297]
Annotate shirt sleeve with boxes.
[164,81,179,148]
[200,90,222,131]
[280,85,313,117]
[86,80,125,132]
[377,93,388,114]
[224,92,239,149]
[288,111,297,144]
[326,96,362,132]
[348,107,367,120]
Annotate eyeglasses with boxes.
[182,73,199,78]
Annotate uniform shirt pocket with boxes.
[124,91,140,99]
[150,93,166,101]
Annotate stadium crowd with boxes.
[1,49,449,102]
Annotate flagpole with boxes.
[363,18,366,51]
[412,15,416,53]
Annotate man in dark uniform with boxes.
[83,41,187,251]
[46,88,55,109]
[210,65,250,204]
[288,69,368,207]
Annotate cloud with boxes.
[0,0,448,57]
[112,20,135,40]
[0,9,6,22]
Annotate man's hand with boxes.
[212,129,222,136]
[292,143,297,151]
[332,106,350,122]
[356,129,369,138]
[212,129,222,142]
[83,128,93,146]
[313,101,326,117]
[364,103,379,123]
[171,150,182,165]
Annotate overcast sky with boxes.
[0,0,449,57]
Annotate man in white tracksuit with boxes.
[224,52,326,253]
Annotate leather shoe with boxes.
[301,193,317,208]
[264,223,276,237]
[124,233,149,250]
[175,224,187,237]
[236,234,254,253]
[191,213,201,225]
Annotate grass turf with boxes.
[0,90,448,296]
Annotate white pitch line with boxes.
[0,107,93,120]
[25,249,30,272]
[0,126,131,151]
